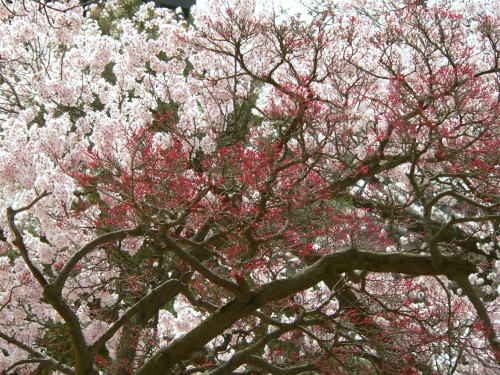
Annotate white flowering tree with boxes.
[0,0,499,374]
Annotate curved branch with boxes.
[0,331,74,375]
[207,328,289,375]
[162,232,242,296]
[349,193,494,258]
[54,225,147,292]
[5,358,57,374]
[432,215,500,244]
[427,190,499,212]
[6,191,51,287]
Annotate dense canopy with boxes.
[0,0,499,374]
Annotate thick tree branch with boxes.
[6,191,51,287]
[134,249,476,375]
[90,279,184,354]
[454,275,500,356]
[329,155,410,193]
[42,285,98,375]
[5,192,101,374]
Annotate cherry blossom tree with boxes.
[0,0,499,374]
